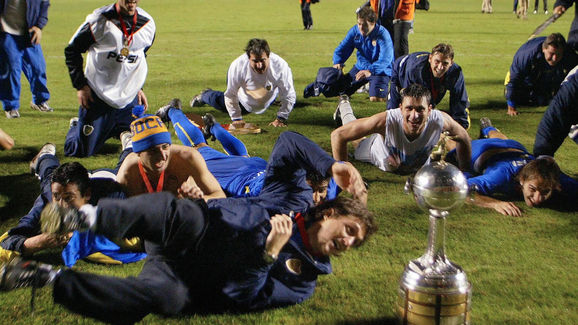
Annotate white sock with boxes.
[339,100,357,125]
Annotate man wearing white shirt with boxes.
[190,38,296,127]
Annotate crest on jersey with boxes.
[286,258,302,275]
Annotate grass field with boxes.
[0,0,577,324]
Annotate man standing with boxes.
[64,0,155,157]
[505,33,577,116]
[0,0,52,119]
[332,84,471,175]
[388,43,470,130]
[332,6,394,102]
[190,38,295,128]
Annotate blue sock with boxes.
[169,109,206,146]
[481,126,498,138]
[212,123,248,156]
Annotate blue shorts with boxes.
[368,75,390,98]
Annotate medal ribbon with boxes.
[138,161,165,193]
[116,3,137,48]
[294,212,321,257]
[429,72,444,104]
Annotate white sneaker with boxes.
[5,110,20,119]
[30,143,56,175]
[120,131,133,151]
[69,117,79,129]
[30,101,53,112]
[545,10,548,14]
[533,10,537,14]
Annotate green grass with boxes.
[1,0,577,323]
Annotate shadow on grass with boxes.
[0,174,38,222]
[336,316,398,325]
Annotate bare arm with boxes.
[185,147,226,201]
[442,112,472,171]
[115,154,141,197]
[331,111,387,161]
[0,128,14,150]
[468,193,523,217]
[330,161,368,205]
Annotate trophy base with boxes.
[397,285,471,325]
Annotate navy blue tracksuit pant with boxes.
[53,193,208,324]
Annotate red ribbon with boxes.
[294,212,321,257]
[138,160,165,193]
[116,3,137,48]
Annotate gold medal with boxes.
[116,3,137,58]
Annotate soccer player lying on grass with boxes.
[155,99,367,205]
[0,144,145,266]
[0,132,376,323]
[446,118,578,217]
[331,83,471,175]
[115,111,226,200]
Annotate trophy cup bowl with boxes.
[411,160,469,213]
[398,160,472,325]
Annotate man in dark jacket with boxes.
[534,65,578,156]
[387,43,471,129]
[0,132,375,323]
[504,33,577,116]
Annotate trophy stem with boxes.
[425,213,447,265]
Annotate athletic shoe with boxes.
[69,117,79,129]
[545,10,548,14]
[533,10,537,14]
[334,94,349,127]
[202,113,217,141]
[5,109,20,119]
[479,117,493,139]
[29,143,56,176]
[120,131,133,151]
[40,202,90,235]
[30,101,53,112]
[190,88,211,108]
[156,98,182,124]
[0,258,57,291]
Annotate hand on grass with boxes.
[232,120,246,128]
[269,119,287,127]
[507,105,519,116]
[492,201,522,217]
